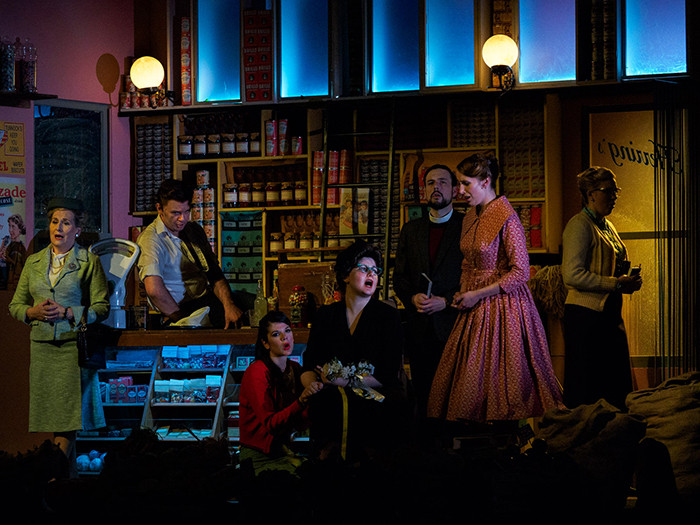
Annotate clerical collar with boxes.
[429,208,453,224]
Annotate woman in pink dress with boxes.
[428,153,563,423]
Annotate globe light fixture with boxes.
[482,34,519,92]
[129,56,174,108]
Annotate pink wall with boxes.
[0,0,136,454]
[0,0,137,238]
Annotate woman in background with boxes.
[562,166,642,410]
[9,197,109,478]
[428,153,563,426]
[239,311,322,475]
[0,213,27,288]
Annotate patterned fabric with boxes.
[428,196,564,422]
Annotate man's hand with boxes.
[411,293,448,315]
[222,301,243,329]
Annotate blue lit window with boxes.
[519,0,576,83]
[280,0,329,98]
[372,0,420,93]
[425,0,475,87]
[625,0,686,76]
[196,0,241,102]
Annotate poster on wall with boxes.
[0,177,28,290]
[0,122,26,176]
[588,108,658,361]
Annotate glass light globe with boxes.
[130,56,165,90]
[482,35,519,68]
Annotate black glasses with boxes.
[592,187,621,197]
[355,263,383,276]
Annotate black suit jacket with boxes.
[393,209,464,343]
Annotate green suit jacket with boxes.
[9,244,110,342]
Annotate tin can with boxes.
[203,203,215,221]
[192,187,204,204]
[203,186,215,204]
[203,220,215,238]
[291,136,303,155]
[191,203,203,221]
[196,170,210,187]
[119,92,130,109]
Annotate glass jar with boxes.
[249,132,261,155]
[235,133,249,155]
[178,135,193,160]
[288,285,308,328]
[280,182,294,206]
[223,183,238,208]
[284,232,297,250]
[299,232,313,250]
[294,180,307,205]
[251,182,265,207]
[265,181,281,207]
[238,182,252,207]
[206,134,221,157]
[221,133,236,156]
[193,135,207,158]
[269,232,283,253]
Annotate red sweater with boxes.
[239,359,310,454]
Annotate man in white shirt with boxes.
[137,179,243,328]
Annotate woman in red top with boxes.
[239,311,322,475]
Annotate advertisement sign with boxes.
[0,122,26,176]
[0,177,27,290]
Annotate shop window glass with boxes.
[425,0,475,87]
[196,0,241,102]
[280,0,329,98]
[372,0,420,93]
[519,0,576,83]
[625,0,686,76]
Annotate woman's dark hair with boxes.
[456,152,500,190]
[423,163,458,187]
[254,310,294,388]
[156,178,192,209]
[334,240,382,294]
[255,310,293,361]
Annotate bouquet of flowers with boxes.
[322,358,385,402]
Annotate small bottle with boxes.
[0,36,14,93]
[252,280,267,328]
[20,39,36,93]
[267,269,279,312]
[289,285,308,328]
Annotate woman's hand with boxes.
[299,381,323,404]
[451,291,481,310]
[617,274,643,294]
[27,299,71,322]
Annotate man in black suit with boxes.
[394,164,464,425]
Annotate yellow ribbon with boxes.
[338,386,349,460]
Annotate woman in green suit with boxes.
[9,197,109,477]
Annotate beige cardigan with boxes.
[562,210,627,312]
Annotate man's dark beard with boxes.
[428,193,451,210]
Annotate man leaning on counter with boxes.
[136,179,244,328]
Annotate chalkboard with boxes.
[34,99,109,234]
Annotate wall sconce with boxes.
[482,34,519,93]
[130,56,174,108]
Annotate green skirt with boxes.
[29,339,105,433]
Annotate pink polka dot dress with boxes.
[428,196,564,422]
